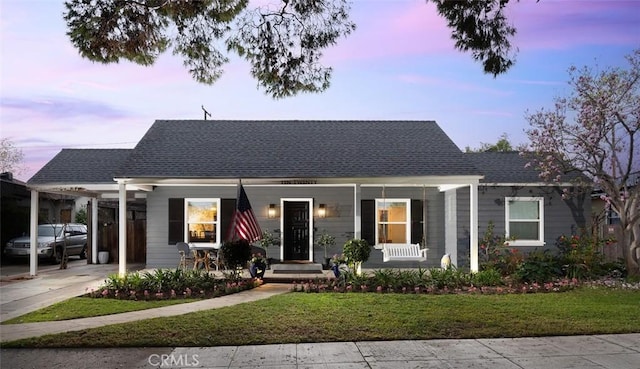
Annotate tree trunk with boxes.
[627,222,640,277]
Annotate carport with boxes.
[25,149,150,277]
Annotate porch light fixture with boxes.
[268,204,277,219]
[318,203,326,218]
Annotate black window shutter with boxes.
[168,198,184,245]
[361,200,375,246]
[411,199,424,244]
[221,199,237,242]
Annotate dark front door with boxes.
[283,201,310,261]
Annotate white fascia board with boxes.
[438,184,469,192]
[480,182,581,187]
[114,175,484,187]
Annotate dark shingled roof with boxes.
[466,151,584,183]
[116,120,482,178]
[28,149,132,185]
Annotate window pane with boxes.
[509,201,538,220]
[377,201,407,222]
[188,224,216,243]
[377,224,407,243]
[509,222,539,240]
[187,201,217,222]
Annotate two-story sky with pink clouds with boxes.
[1,1,639,182]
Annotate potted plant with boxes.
[259,230,280,267]
[315,230,336,269]
[249,253,267,279]
[342,238,371,276]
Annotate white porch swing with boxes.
[380,185,429,262]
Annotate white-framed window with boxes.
[375,198,411,247]
[185,198,220,245]
[505,197,544,246]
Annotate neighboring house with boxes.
[26,120,591,273]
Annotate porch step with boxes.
[270,263,323,274]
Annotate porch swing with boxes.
[380,185,429,262]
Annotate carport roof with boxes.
[28,149,132,185]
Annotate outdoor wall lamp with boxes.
[318,203,326,218]
[268,203,277,219]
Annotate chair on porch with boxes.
[176,242,194,269]
[192,248,210,272]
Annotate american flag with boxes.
[230,184,262,242]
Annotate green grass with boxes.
[2,287,639,348]
[2,297,201,324]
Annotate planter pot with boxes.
[98,251,109,264]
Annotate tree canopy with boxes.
[465,132,516,152]
[63,0,518,98]
[0,138,24,175]
[524,49,640,276]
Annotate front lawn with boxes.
[3,287,638,348]
[2,297,201,324]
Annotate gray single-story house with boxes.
[26,120,589,276]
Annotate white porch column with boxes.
[353,184,361,239]
[469,183,479,272]
[444,189,458,267]
[91,197,99,264]
[29,189,39,276]
[118,182,127,277]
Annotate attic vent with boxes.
[280,179,318,185]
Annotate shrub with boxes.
[90,268,260,300]
[221,239,252,271]
[556,232,610,280]
[479,221,521,275]
[427,266,471,290]
[514,249,561,283]
[472,268,503,287]
[342,239,371,275]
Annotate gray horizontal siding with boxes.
[146,185,451,269]
[360,187,444,269]
[456,185,591,268]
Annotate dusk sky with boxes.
[1,0,639,182]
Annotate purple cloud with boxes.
[1,96,132,120]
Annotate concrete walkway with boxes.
[1,263,639,369]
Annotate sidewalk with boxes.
[1,263,638,369]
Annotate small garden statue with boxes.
[249,253,267,279]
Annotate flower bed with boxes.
[86,268,262,301]
[290,267,640,295]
